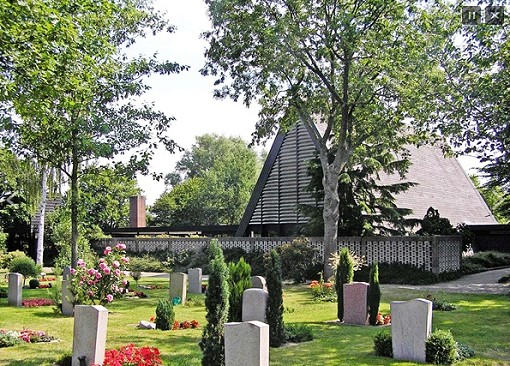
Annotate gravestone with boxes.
[250,276,267,291]
[170,272,188,305]
[63,266,72,281]
[225,321,269,366]
[188,268,202,294]
[61,279,74,316]
[391,298,433,363]
[343,282,369,325]
[72,305,108,366]
[242,288,268,323]
[7,273,22,307]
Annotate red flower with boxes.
[22,298,54,307]
[191,320,199,328]
[172,320,180,330]
[102,344,162,366]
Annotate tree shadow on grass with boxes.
[7,358,53,366]
[31,309,68,318]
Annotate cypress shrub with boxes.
[155,299,174,331]
[368,262,381,326]
[335,247,354,322]
[199,240,229,366]
[265,250,285,347]
[228,257,252,322]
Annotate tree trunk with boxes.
[36,167,48,266]
[322,169,340,279]
[70,133,79,268]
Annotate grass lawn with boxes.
[0,273,508,366]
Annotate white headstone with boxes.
[62,279,74,316]
[391,298,433,363]
[7,273,22,307]
[250,276,267,292]
[72,305,108,366]
[343,282,369,325]
[188,268,202,294]
[242,288,268,323]
[225,321,269,366]
[170,272,188,305]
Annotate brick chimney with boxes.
[129,196,146,228]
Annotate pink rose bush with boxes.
[69,244,129,306]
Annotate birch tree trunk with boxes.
[36,167,48,266]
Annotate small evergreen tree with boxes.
[368,262,381,326]
[155,299,175,331]
[335,247,354,322]
[199,240,229,366]
[265,250,285,347]
[228,257,252,322]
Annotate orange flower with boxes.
[323,282,332,288]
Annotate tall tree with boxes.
[152,134,261,226]
[202,0,455,277]
[0,0,186,267]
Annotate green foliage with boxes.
[0,332,21,348]
[367,262,381,326]
[417,207,456,236]
[265,250,285,348]
[0,250,26,269]
[426,329,457,365]
[455,342,475,361]
[310,272,336,302]
[462,251,510,274]
[0,231,7,253]
[151,134,261,226]
[29,278,40,289]
[284,323,314,343]
[335,248,354,322]
[277,237,317,283]
[199,240,229,366]
[155,299,175,331]
[373,330,392,358]
[129,255,166,273]
[228,258,252,322]
[8,255,39,285]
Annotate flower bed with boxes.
[22,298,54,307]
[0,329,55,347]
[172,320,199,330]
[97,344,162,366]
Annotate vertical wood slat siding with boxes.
[96,235,462,274]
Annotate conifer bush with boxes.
[228,257,252,322]
[155,299,174,331]
[335,247,354,322]
[368,262,381,326]
[265,250,285,347]
[199,240,229,366]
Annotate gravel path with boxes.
[381,267,510,295]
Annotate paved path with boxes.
[382,267,510,295]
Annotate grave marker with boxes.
[72,305,108,366]
[391,298,432,363]
[188,268,202,294]
[7,273,22,307]
[242,288,268,323]
[170,272,188,305]
[250,276,267,291]
[343,282,369,325]
[225,321,269,366]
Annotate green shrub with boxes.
[0,288,7,298]
[455,342,475,361]
[426,329,457,365]
[0,331,21,348]
[368,262,381,326]
[373,330,392,357]
[129,254,166,273]
[462,251,510,274]
[277,237,318,283]
[199,240,229,366]
[336,247,354,322]
[228,257,252,322]
[8,255,39,286]
[29,278,40,289]
[433,299,457,311]
[284,323,314,343]
[0,250,26,269]
[266,250,285,347]
[155,299,175,331]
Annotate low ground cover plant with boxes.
[99,344,163,366]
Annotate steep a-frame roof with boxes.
[236,124,496,237]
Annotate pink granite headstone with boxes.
[343,282,369,325]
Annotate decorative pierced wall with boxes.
[97,235,462,273]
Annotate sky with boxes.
[131,0,268,204]
[133,0,480,205]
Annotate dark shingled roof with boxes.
[237,124,496,236]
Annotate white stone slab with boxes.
[343,282,369,325]
[72,305,108,366]
[188,268,202,294]
[62,279,74,316]
[225,321,269,366]
[242,288,268,323]
[8,273,22,307]
[170,272,188,305]
[391,298,432,363]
